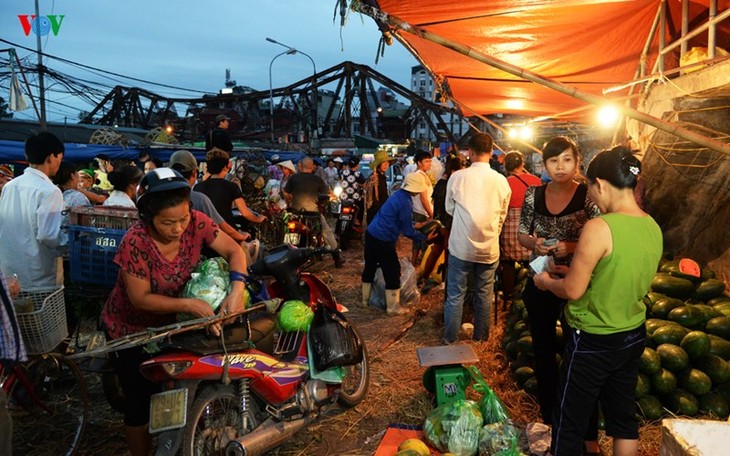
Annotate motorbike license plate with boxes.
[340,214,353,221]
[284,232,300,245]
[149,388,187,433]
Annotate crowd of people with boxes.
[0,125,661,456]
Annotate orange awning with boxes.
[365,0,730,119]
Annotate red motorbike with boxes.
[139,245,369,456]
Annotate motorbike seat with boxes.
[295,210,321,219]
[160,311,276,356]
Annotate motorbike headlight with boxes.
[333,185,343,198]
[139,361,192,382]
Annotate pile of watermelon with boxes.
[502,260,730,422]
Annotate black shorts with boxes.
[552,324,646,456]
[107,343,161,427]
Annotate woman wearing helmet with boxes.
[99,168,247,456]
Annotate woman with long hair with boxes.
[517,136,602,453]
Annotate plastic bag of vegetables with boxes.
[469,366,509,424]
[424,399,482,456]
[478,421,521,456]
[178,258,231,320]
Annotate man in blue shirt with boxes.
[361,173,431,315]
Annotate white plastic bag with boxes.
[368,257,421,309]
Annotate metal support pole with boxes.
[34,0,46,129]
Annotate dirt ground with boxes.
[65,236,661,456]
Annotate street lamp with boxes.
[266,37,318,143]
[269,49,296,144]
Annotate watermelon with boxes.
[695,355,730,384]
[698,392,730,419]
[709,338,730,361]
[705,316,730,339]
[639,347,662,375]
[505,340,518,359]
[645,318,679,335]
[523,376,538,396]
[651,298,685,319]
[701,267,717,281]
[651,368,678,395]
[680,331,712,360]
[651,275,696,300]
[514,366,534,387]
[636,373,651,398]
[660,260,702,284]
[509,357,533,372]
[657,344,689,372]
[707,296,730,307]
[714,306,730,318]
[645,291,667,306]
[652,325,690,346]
[715,381,730,403]
[516,336,534,358]
[693,279,726,301]
[665,389,699,416]
[694,304,722,324]
[668,305,705,329]
[678,369,712,396]
[636,395,664,420]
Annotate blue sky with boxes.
[0,0,419,122]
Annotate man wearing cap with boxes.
[442,133,511,344]
[76,168,108,204]
[168,150,258,261]
[361,172,431,315]
[0,132,66,288]
[364,150,396,225]
[205,114,233,153]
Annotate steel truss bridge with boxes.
[80,61,471,145]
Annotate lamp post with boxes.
[266,37,318,142]
[269,49,296,144]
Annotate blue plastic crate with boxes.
[69,225,126,287]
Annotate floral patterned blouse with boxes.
[101,210,218,339]
[518,184,601,267]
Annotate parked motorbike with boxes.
[330,184,361,251]
[139,245,369,456]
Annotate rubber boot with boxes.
[332,250,345,268]
[361,282,372,307]
[385,289,409,316]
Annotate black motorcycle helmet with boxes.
[136,168,190,223]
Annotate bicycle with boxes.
[1,352,89,456]
[2,285,89,456]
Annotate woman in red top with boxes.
[100,168,247,456]
[499,151,541,303]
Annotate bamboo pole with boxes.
[355,4,730,157]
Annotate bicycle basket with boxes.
[13,286,67,354]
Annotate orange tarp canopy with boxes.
[366,0,730,119]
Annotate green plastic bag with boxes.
[424,399,482,456]
[178,258,231,320]
[478,421,521,456]
[277,300,314,332]
[469,366,509,425]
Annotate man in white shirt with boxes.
[0,132,65,288]
[429,146,445,182]
[443,133,511,344]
